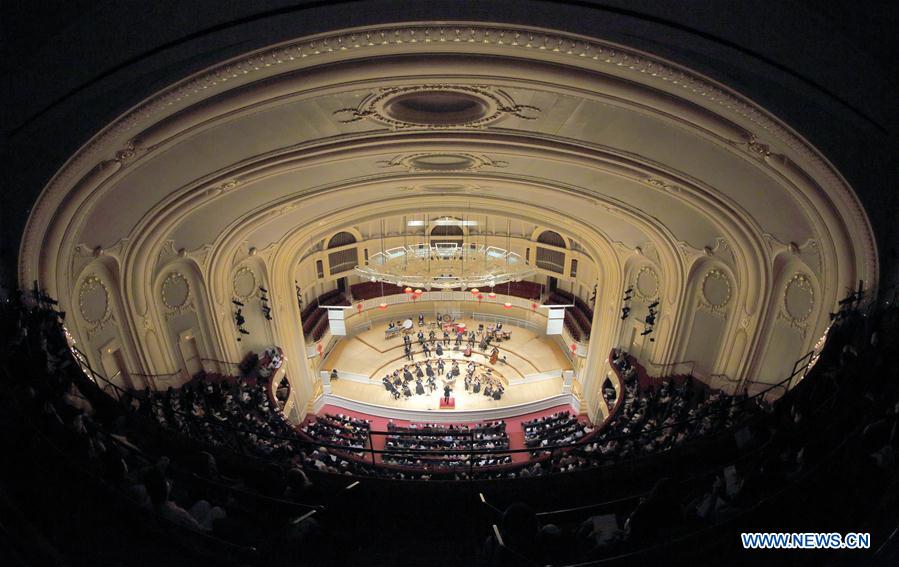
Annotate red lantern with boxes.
[477,294,483,304]
[378,302,388,310]
[316,342,324,355]
[414,289,423,295]
[488,291,496,299]
[531,302,538,311]
[404,287,413,294]
[503,302,512,309]
[570,343,577,354]
[356,303,363,313]
[471,288,479,295]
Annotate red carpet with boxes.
[439,397,456,408]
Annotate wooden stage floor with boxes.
[322,316,572,411]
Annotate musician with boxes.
[426,363,434,379]
[443,384,452,404]
[418,313,425,327]
[496,322,503,331]
[443,330,450,346]
[415,379,425,395]
[403,367,413,382]
[422,342,431,357]
[415,365,424,379]
[437,358,445,376]
[435,343,444,357]
[388,321,396,330]
[490,347,500,365]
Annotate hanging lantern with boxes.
[503,302,512,309]
[477,294,483,304]
[570,343,578,354]
[404,287,413,294]
[356,303,363,313]
[471,288,479,295]
[531,302,538,311]
[316,342,324,356]
[488,291,496,299]
[378,302,388,310]
[414,289,423,295]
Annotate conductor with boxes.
[443,383,452,405]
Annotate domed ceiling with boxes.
[20,24,877,307]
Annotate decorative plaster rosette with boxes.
[161,272,194,318]
[633,265,660,301]
[698,269,731,318]
[778,273,815,337]
[79,275,113,338]
[332,84,540,129]
[233,266,258,300]
[377,152,509,172]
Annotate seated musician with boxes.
[388,321,396,330]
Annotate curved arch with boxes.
[327,230,359,249]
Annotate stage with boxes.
[321,316,575,413]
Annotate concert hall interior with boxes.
[2,2,898,566]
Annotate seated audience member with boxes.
[143,468,227,532]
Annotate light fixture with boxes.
[414,289,423,295]
[488,290,496,298]
[503,302,512,309]
[471,288,479,295]
[378,302,388,310]
[355,242,534,290]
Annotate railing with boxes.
[643,359,695,379]
[707,373,740,394]
[199,358,242,375]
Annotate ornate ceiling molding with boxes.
[633,265,660,301]
[20,23,876,296]
[778,272,815,338]
[698,268,732,319]
[332,85,540,129]
[161,271,195,319]
[232,266,259,301]
[377,152,509,172]
[78,275,113,338]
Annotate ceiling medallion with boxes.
[781,272,815,331]
[378,152,509,172]
[355,242,535,290]
[333,85,540,129]
[161,272,193,316]
[633,266,660,301]
[698,269,731,318]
